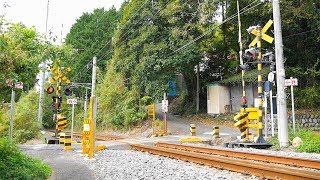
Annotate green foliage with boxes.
[65,7,121,83]
[267,136,281,150]
[169,91,188,115]
[140,96,153,106]
[0,138,51,179]
[294,86,320,109]
[219,67,270,85]
[0,17,46,102]
[268,127,320,153]
[97,66,146,128]
[0,91,40,143]
[290,128,320,153]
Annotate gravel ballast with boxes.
[82,149,258,180]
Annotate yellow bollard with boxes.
[64,134,72,150]
[190,124,196,136]
[179,124,203,143]
[213,126,220,138]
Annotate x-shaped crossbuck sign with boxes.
[249,20,274,47]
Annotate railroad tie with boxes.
[64,134,72,150]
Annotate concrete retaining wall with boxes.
[266,114,320,133]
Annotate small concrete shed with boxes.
[207,83,230,114]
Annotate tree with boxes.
[97,0,224,126]
[0,17,45,102]
[65,7,121,83]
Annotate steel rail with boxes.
[72,132,123,141]
[49,130,123,141]
[155,142,320,170]
[132,144,320,180]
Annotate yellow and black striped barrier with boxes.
[59,132,65,144]
[234,112,248,140]
[64,134,72,150]
[57,114,67,131]
[213,126,220,139]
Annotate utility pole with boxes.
[272,0,289,147]
[45,0,49,37]
[237,0,247,108]
[9,88,15,141]
[91,57,97,97]
[196,64,199,113]
[37,62,46,125]
[91,56,97,152]
[84,87,90,119]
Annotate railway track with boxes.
[72,132,123,141]
[155,142,320,170]
[131,143,320,180]
[48,130,123,141]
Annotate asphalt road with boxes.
[155,103,239,139]
[19,144,95,180]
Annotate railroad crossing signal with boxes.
[249,20,274,47]
[49,66,72,85]
[47,60,73,138]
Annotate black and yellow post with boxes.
[59,132,65,144]
[256,26,266,143]
[64,134,72,150]
[190,124,196,136]
[213,126,220,139]
[234,112,248,140]
[179,123,202,142]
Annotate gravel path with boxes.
[83,149,258,180]
[20,140,320,180]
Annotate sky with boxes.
[0,0,124,44]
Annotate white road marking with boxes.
[202,132,230,136]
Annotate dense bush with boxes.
[0,91,40,143]
[0,138,51,179]
[268,127,320,153]
[294,86,320,109]
[289,128,320,153]
[97,67,147,129]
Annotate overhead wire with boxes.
[74,0,262,82]
[94,0,150,59]
[114,0,173,48]
[169,0,261,56]
[95,0,173,65]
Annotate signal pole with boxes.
[9,88,15,141]
[37,62,46,125]
[272,0,289,147]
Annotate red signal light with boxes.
[47,86,54,94]
[242,97,247,105]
